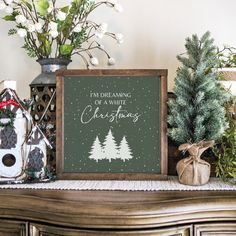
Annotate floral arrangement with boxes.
[0,0,123,67]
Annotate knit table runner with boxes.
[0,177,235,191]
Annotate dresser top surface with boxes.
[0,189,235,229]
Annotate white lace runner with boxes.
[0,176,235,191]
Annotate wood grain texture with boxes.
[56,72,63,178]
[56,69,168,77]
[30,223,191,236]
[160,75,168,176]
[0,220,27,236]
[194,223,236,236]
[0,189,235,230]
[56,69,168,180]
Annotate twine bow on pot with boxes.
[177,140,215,186]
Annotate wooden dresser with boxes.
[0,189,235,235]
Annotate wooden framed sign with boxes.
[56,70,168,180]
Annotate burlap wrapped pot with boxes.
[176,140,214,186]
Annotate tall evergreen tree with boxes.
[168,31,228,144]
[88,136,104,162]
[118,136,133,162]
[103,129,119,162]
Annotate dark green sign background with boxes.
[63,76,161,173]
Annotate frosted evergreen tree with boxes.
[88,136,104,162]
[103,129,119,162]
[118,136,133,162]
[168,31,228,144]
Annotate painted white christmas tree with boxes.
[88,129,133,162]
[103,129,119,162]
[88,136,104,162]
[118,136,133,162]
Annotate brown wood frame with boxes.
[56,69,168,180]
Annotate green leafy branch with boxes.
[213,100,236,183]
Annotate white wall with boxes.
[0,0,236,98]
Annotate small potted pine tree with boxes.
[168,31,228,186]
